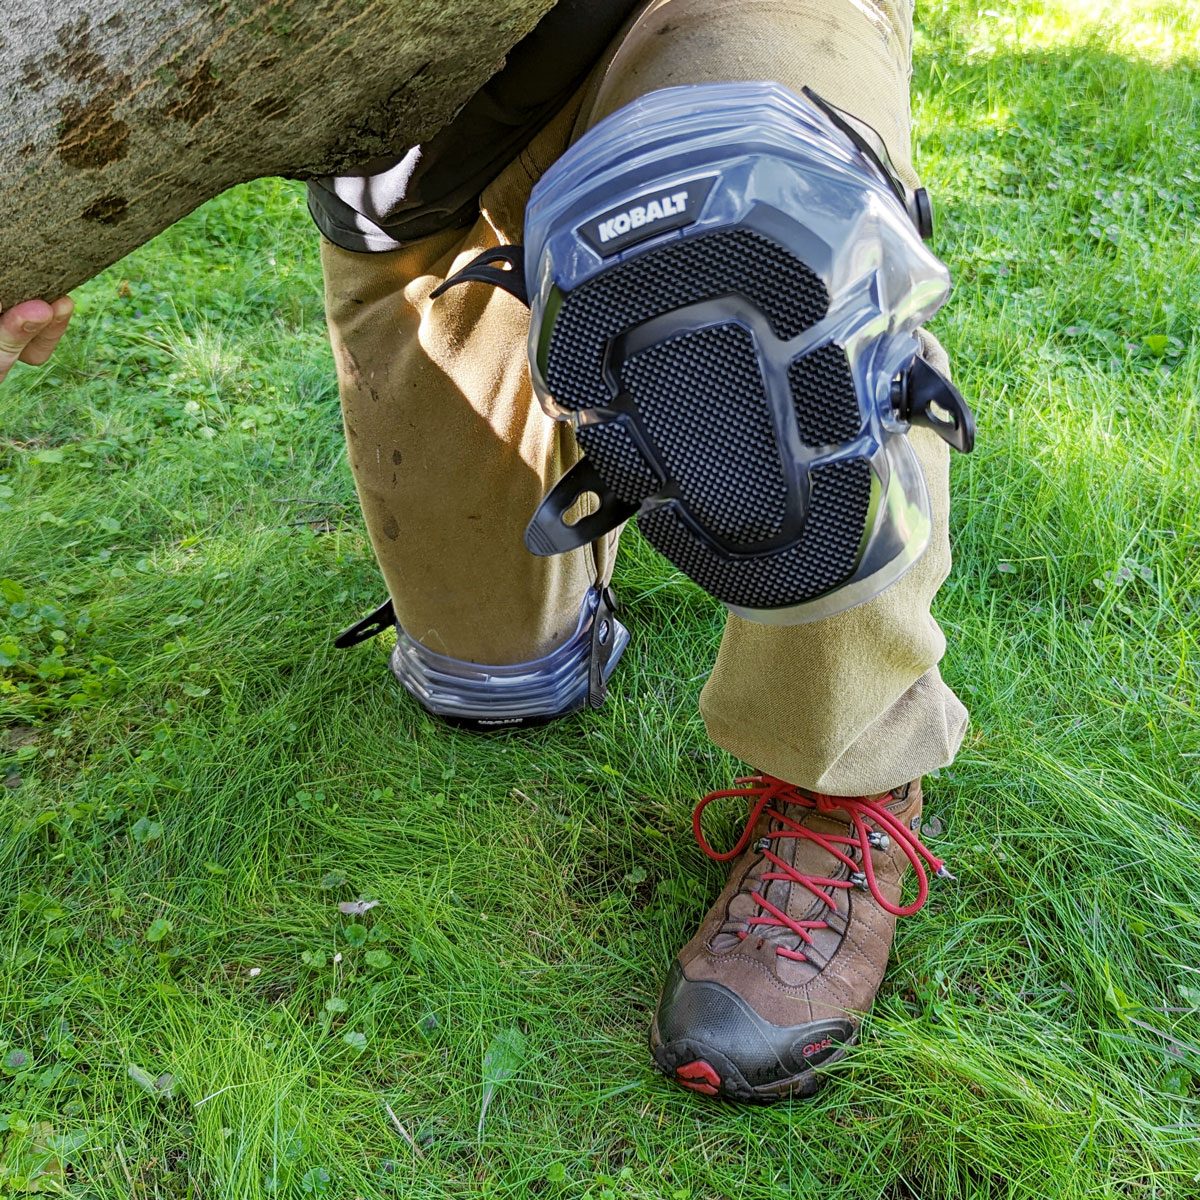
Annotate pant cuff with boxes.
[702,668,968,795]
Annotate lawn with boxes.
[2,1,1199,1196]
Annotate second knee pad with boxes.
[437,82,975,625]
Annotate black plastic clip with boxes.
[892,356,976,454]
[334,597,396,649]
[525,459,638,557]
[430,245,529,307]
[587,586,620,709]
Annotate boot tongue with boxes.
[710,804,856,954]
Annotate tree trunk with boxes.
[0,0,556,306]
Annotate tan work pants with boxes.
[321,0,969,795]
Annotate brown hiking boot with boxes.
[650,773,949,1103]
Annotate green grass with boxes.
[3,1,1200,1195]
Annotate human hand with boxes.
[0,296,74,386]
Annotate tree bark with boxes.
[0,0,556,306]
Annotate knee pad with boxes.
[435,82,975,624]
[335,585,628,731]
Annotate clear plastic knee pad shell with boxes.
[388,585,628,730]
[441,81,975,625]
[334,585,628,731]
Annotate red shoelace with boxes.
[692,774,951,963]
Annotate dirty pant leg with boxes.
[578,0,968,793]
[321,102,609,665]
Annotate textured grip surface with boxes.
[543,227,873,608]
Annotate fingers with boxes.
[0,297,72,383]
[20,296,75,366]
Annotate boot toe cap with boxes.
[651,960,854,1102]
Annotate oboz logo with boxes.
[579,176,716,257]
[801,1037,833,1059]
[597,191,690,244]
